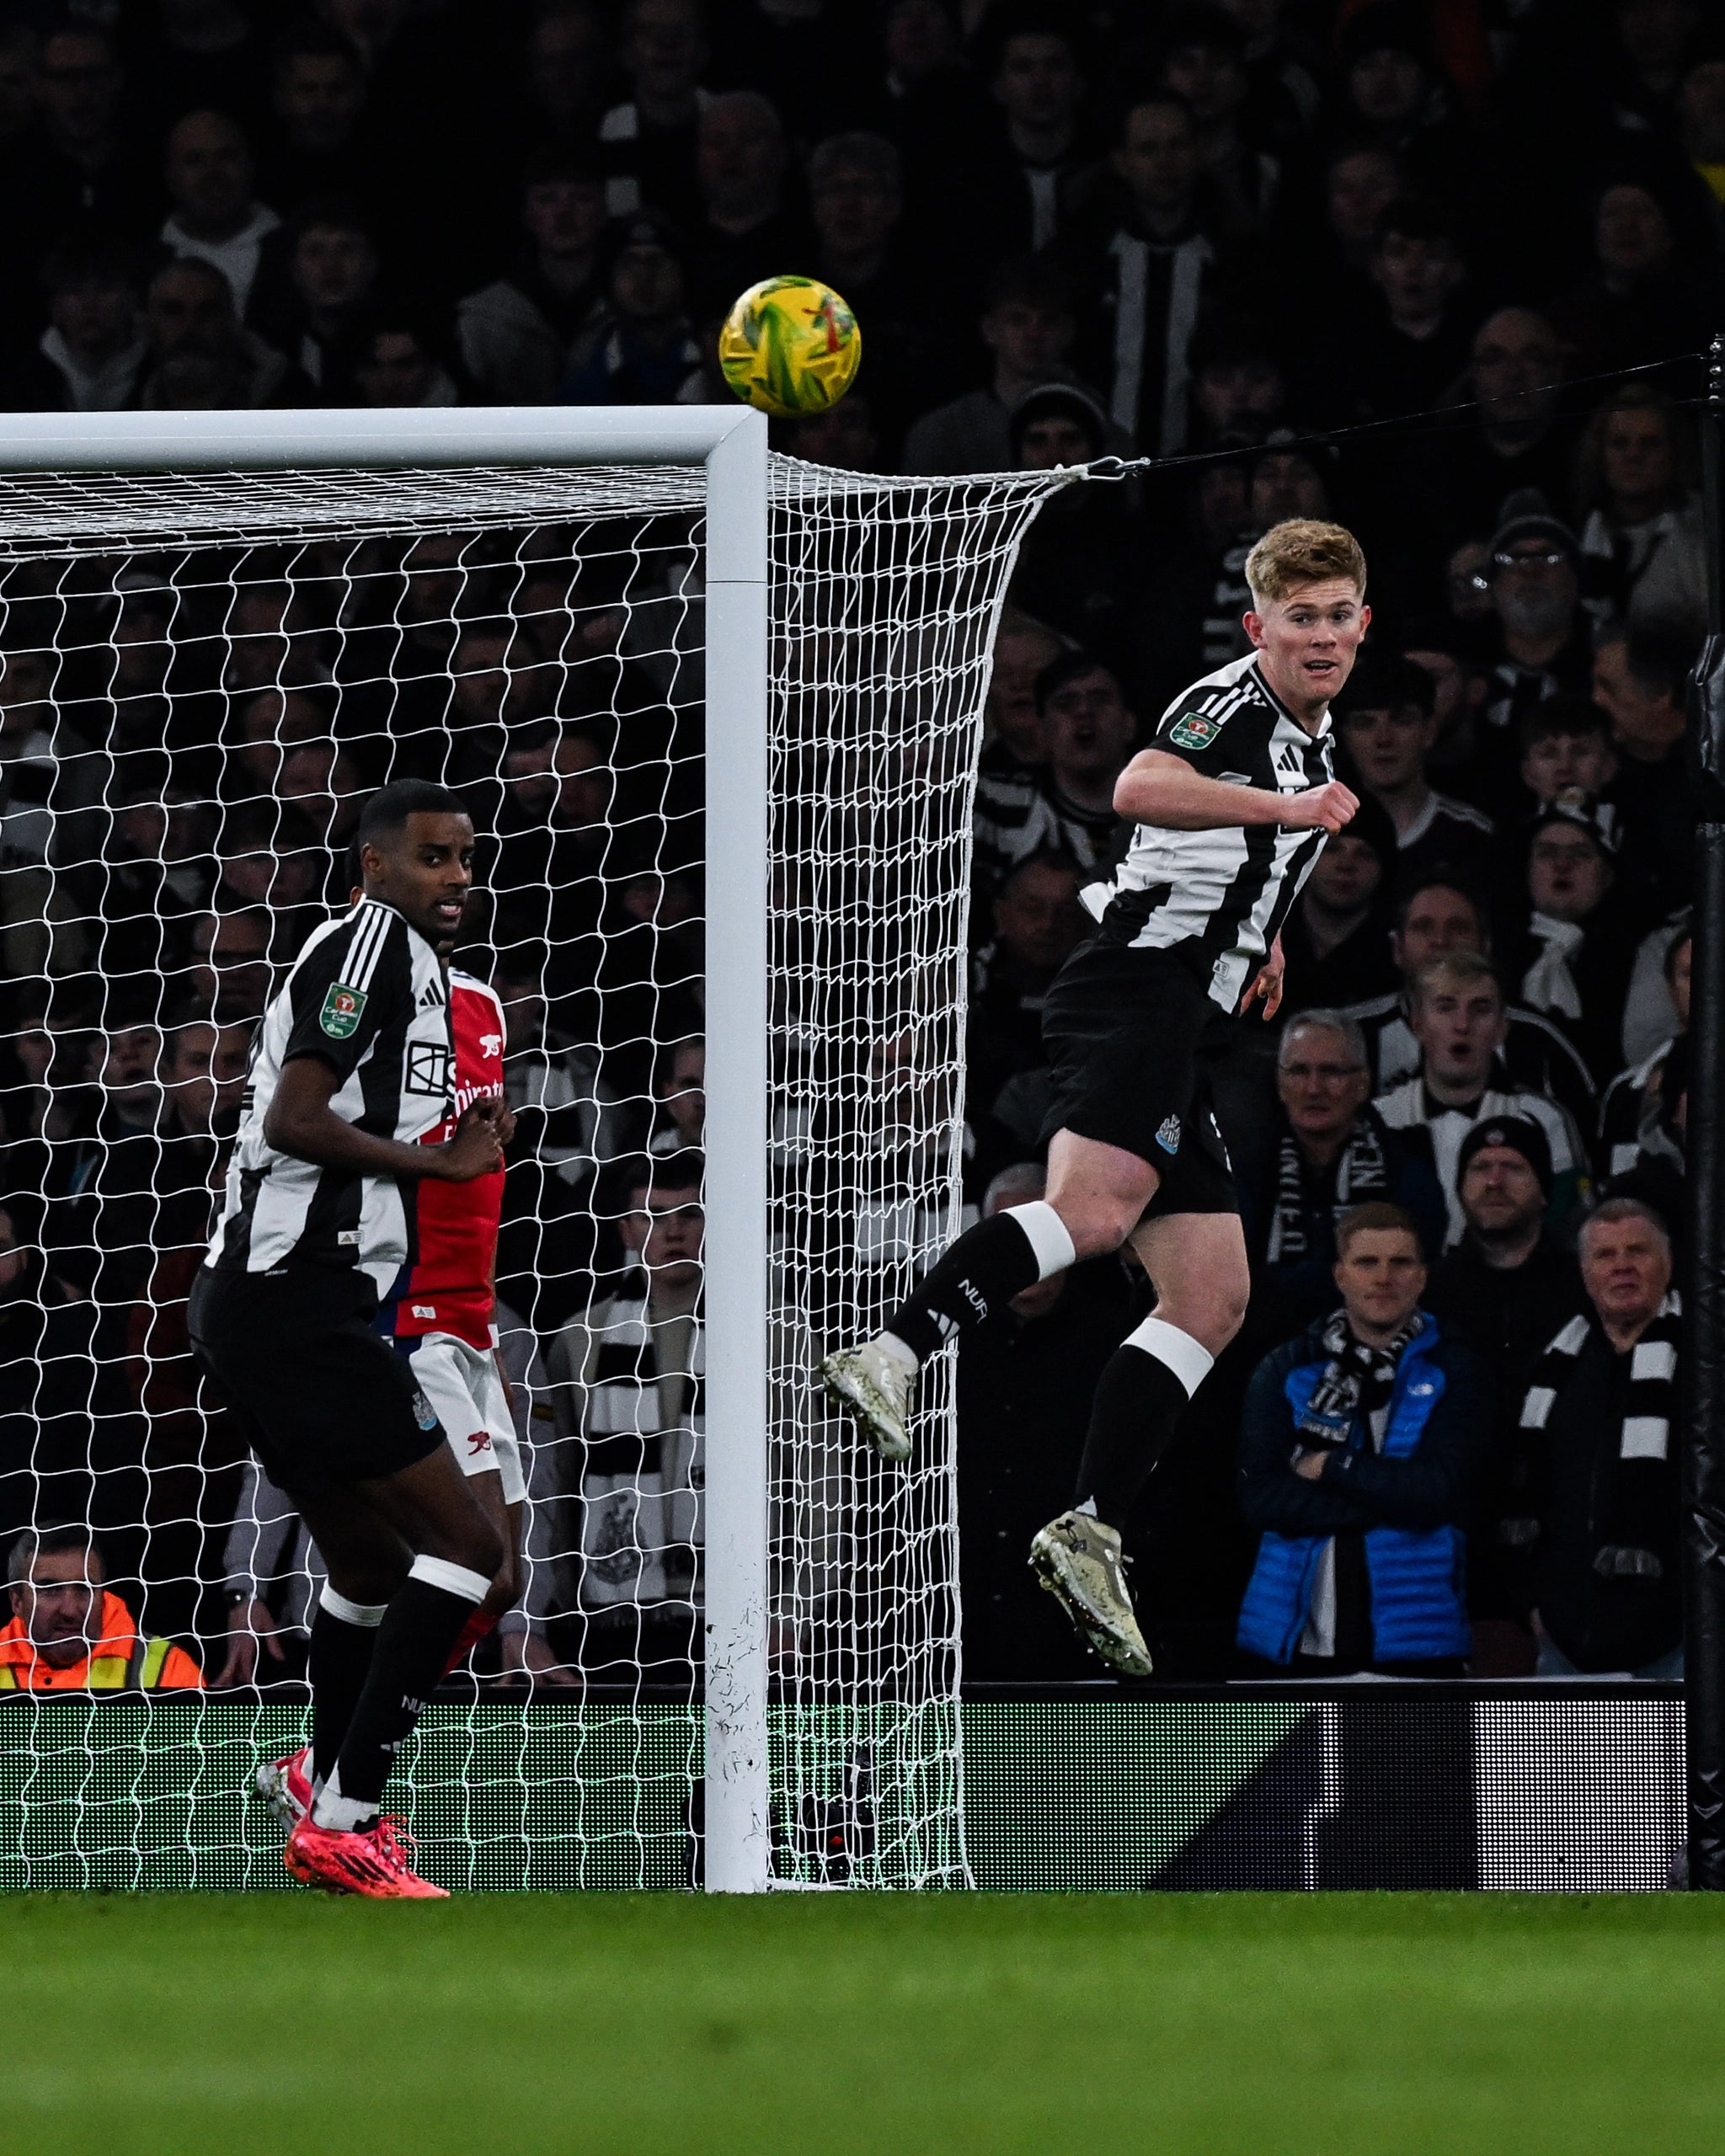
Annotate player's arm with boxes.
[1114,749,1357,833]
[264,1054,505,1182]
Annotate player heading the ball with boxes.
[822,520,1367,1675]
[191,779,510,1898]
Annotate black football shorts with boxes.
[1037,939,1239,1219]
[190,1262,448,1497]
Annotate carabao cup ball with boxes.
[719,275,862,419]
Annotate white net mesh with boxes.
[0,448,1061,1890]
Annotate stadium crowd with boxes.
[0,0,1721,1687]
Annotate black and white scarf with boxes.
[1297,1308,1425,1451]
[1266,1111,1391,1265]
[576,1278,704,1609]
[1518,1291,1680,1576]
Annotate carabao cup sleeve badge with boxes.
[319,982,367,1039]
[1167,711,1219,750]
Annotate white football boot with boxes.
[1029,1510,1154,1677]
[819,1338,916,1462]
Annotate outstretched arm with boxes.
[1114,749,1359,834]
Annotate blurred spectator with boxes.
[1523,1198,1683,1679]
[547,1150,703,1676]
[1373,951,1589,1246]
[1278,787,1398,1015]
[137,255,303,410]
[160,109,280,317]
[967,850,1089,1138]
[648,1035,703,1157]
[1334,651,1493,887]
[1470,499,1594,820]
[1518,698,1616,809]
[351,309,462,408]
[1342,873,1595,1122]
[457,157,608,405]
[494,953,630,1203]
[904,258,1080,477]
[957,1161,1142,1679]
[1236,1011,1445,1337]
[561,211,702,405]
[1305,196,1473,425]
[1547,174,1721,383]
[186,906,274,1023]
[1589,618,1698,919]
[972,612,1065,907]
[1500,793,1639,1088]
[687,92,808,318]
[1010,650,1136,877]
[1575,387,1708,641]
[1236,1201,1486,1677]
[0,1525,202,1691]
[1157,4,1279,237]
[1602,921,1690,1177]
[9,239,147,412]
[249,196,379,401]
[1006,388,1149,686]
[806,128,938,445]
[948,20,1094,268]
[1678,52,1725,204]
[259,24,375,210]
[1067,91,1226,455]
[29,21,155,243]
[600,0,709,225]
[1425,1114,1583,1672]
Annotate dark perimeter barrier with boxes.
[0,1684,1688,1892]
[1688,331,1725,1889]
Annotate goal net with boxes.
[0,436,1062,1890]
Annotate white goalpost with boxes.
[0,406,1065,1893]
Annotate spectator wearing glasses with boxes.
[1236,1011,1445,1339]
[1501,792,1639,1090]
[1467,498,1595,824]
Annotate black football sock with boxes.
[884,1202,1073,1365]
[1073,1317,1215,1531]
[311,1556,489,1833]
[307,1585,387,1787]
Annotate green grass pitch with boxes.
[5,1892,1723,2153]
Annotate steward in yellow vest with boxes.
[0,1529,204,1693]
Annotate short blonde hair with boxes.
[1244,518,1367,606]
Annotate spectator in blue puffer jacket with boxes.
[1236,1200,1491,1677]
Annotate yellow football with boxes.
[718,275,862,419]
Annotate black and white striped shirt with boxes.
[206,897,455,1287]
[1084,653,1335,1011]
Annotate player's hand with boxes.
[1279,781,1359,833]
[1292,1449,1329,1481]
[496,1628,581,1689]
[1240,934,1285,1021]
[435,1099,509,1181]
[213,1598,286,1688]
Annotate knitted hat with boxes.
[1455,1114,1554,1199]
[1530,786,1620,858]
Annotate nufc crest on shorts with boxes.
[319,982,366,1038]
[1167,711,1220,750]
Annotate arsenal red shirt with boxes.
[386,969,507,1351]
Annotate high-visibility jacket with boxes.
[0,1591,205,1691]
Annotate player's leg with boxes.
[822,1129,1158,1460]
[1031,1086,1250,1677]
[299,1440,504,1840]
[405,1334,522,1673]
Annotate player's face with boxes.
[363,811,476,952]
[1244,578,1370,720]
